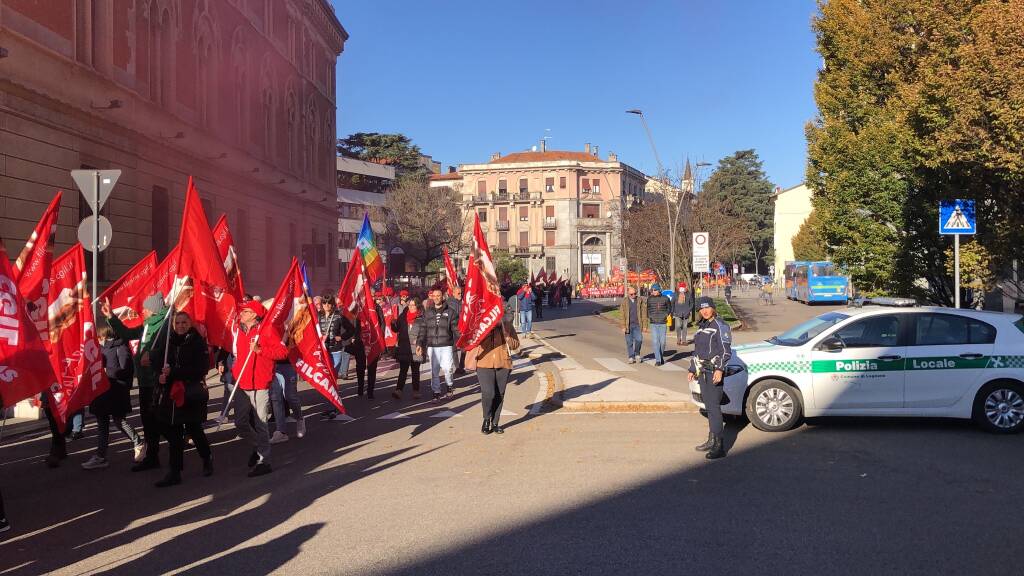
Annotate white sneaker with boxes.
[133,442,147,463]
[81,455,109,470]
[296,417,306,439]
[269,431,289,444]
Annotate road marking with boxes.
[377,412,410,420]
[500,409,517,416]
[430,410,462,418]
[642,360,685,372]
[594,357,636,372]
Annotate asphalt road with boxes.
[1,296,1021,575]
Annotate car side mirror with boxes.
[820,337,844,352]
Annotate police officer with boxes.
[687,296,732,460]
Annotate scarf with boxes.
[406,308,421,324]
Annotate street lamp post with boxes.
[626,109,677,288]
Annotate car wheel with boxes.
[973,380,1024,434]
[745,380,802,432]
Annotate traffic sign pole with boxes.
[954,233,960,309]
[939,199,975,309]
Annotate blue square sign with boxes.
[939,199,976,235]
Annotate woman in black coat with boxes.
[392,297,426,400]
[150,311,212,487]
[81,327,145,470]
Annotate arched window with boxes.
[259,59,275,159]
[285,89,298,171]
[304,99,318,178]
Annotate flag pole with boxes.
[214,337,257,425]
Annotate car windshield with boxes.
[770,312,850,346]
[812,264,836,276]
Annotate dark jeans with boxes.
[139,387,161,463]
[95,414,142,459]
[478,367,511,426]
[397,360,421,391]
[698,369,724,436]
[43,396,67,459]
[163,421,211,473]
[354,351,379,396]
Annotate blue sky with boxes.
[331,0,821,188]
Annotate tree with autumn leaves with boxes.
[806,0,1024,304]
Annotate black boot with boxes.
[705,435,725,460]
[481,418,492,435]
[202,457,214,477]
[131,458,160,472]
[155,471,182,488]
[695,433,714,452]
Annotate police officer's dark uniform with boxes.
[688,296,732,460]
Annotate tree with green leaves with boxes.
[791,209,827,262]
[700,150,775,275]
[337,132,426,176]
[494,254,528,285]
[807,0,1024,305]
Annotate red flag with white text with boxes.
[212,214,246,303]
[261,258,345,414]
[0,239,59,409]
[46,244,109,432]
[457,214,504,350]
[443,247,459,296]
[99,251,158,329]
[12,191,62,346]
[337,250,385,365]
[381,302,398,348]
[172,178,235,348]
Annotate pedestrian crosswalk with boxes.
[593,358,689,373]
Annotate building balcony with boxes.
[578,217,613,231]
[493,191,510,202]
[543,217,557,229]
[529,244,544,255]
[512,246,531,257]
[496,220,510,231]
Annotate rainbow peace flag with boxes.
[357,213,384,283]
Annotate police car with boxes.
[688,298,1024,434]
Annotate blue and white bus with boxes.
[786,261,849,304]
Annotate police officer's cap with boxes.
[697,296,716,310]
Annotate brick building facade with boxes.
[0,0,347,296]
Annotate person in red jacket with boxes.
[231,301,287,477]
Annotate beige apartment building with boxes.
[772,183,813,275]
[0,0,347,297]
[430,143,647,282]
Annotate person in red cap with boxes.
[231,300,287,477]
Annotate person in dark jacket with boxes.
[674,286,693,345]
[646,283,672,365]
[424,288,457,401]
[392,297,427,399]
[688,297,733,460]
[533,285,544,319]
[81,327,145,470]
[448,285,467,375]
[150,311,213,487]
[322,309,356,421]
[101,292,168,472]
[346,304,382,399]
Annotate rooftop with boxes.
[489,151,608,164]
[429,172,462,181]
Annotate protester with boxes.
[646,283,672,366]
[533,284,544,319]
[688,297,732,460]
[148,311,213,486]
[81,327,145,470]
[674,288,693,346]
[619,286,648,364]
[65,410,85,441]
[319,291,346,387]
[469,306,520,435]
[448,285,466,375]
[216,348,235,399]
[424,287,457,401]
[41,394,67,468]
[392,297,426,400]
[517,283,535,335]
[322,312,357,421]
[103,292,168,472]
[269,358,304,443]
[232,301,286,477]
[345,309,380,399]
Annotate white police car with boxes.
[688,299,1024,433]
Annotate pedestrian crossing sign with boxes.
[939,200,976,235]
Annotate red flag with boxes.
[457,215,504,350]
[0,239,59,409]
[172,177,235,348]
[12,191,62,345]
[212,214,246,303]
[529,269,536,287]
[99,251,158,329]
[155,245,181,303]
[443,247,459,296]
[381,303,398,348]
[46,244,109,432]
[261,258,345,414]
[537,269,548,287]
[583,272,591,286]
[337,250,386,364]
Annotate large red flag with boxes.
[457,214,504,350]
[443,247,459,296]
[155,245,181,304]
[46,244,109,431]
[12,191,62,344]
[99,251,158,329]
[212,214,246,303]
[529,269,536,287]
[337,250,385,365]
[0,239,59,409]
[537,268,548,287]
[172,177,235,348]
[261,259,345,414]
